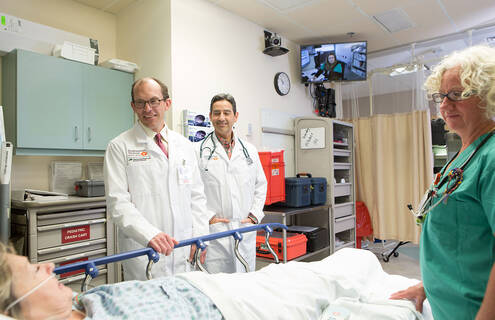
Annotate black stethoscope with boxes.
[407,129,495,224]
[199,132,253,171]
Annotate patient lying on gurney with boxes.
[0,243,429,320]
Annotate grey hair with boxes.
[210,93,237,114]
[424,45,495,118]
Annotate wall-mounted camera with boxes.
[263,30,289,57]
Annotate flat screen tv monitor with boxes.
[300,41,367,83]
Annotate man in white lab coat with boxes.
[196,93,267,273]
[104,77,210,280]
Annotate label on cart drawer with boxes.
[59,257,89,278]
[62,225,90,244]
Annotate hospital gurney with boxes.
[53,223,287,291]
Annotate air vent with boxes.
[373,8,414,33]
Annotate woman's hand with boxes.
[390,282,426,312]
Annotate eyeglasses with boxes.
[133,98,166,109]
[431,90,473,103]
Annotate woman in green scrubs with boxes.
[391,45,495,320]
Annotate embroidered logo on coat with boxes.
[128,149,151,162]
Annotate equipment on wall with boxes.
[310,84,336,117]
[263,30,289,57]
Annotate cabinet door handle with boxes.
[87,127,92,142]
[74,126,79,142]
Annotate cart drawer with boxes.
[335,216,355,233]
[50,249,107,279]
[60,269,107,293]
[37,208,106,226]
[334,183,352,197]
[334,202,354,219]
[37,218,106,249]
[37,238,107,261]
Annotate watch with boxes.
[274,72,290,96]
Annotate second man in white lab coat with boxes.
[196,93,267,273]
[104,77,210,280]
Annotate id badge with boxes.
[178,163,193,185]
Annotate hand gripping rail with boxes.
[54,223,287,291]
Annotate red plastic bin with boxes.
[256,231,307,261]
[356,201,373,248]
[259,151,285,205]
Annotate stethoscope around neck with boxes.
[199,132,253,171]
[407,129,495,224]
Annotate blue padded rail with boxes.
[54,222,287,277]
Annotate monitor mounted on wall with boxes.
[300,41,367,83]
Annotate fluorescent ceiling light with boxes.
[389,64,426,77]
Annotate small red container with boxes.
[256,231,307,261]
[259,151,285,205]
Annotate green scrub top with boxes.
[421,132,495,320]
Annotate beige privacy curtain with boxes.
[352,111,432,242]
[342,67,433,243]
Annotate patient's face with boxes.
[7,254,73,319]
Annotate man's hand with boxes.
[240,218,253,224]
[189,245,207,264]
[390,282,426,312]
[209,215,230,224]
[148,232,178,255]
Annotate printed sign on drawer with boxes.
[61,225,90,244]
[58,257,89,278]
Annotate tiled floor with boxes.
[365,240,422,280]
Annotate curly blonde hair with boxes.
[424,45,495,118]
[0,242,23,319]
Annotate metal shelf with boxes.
[335,241,356,251]
[256,246,330,263]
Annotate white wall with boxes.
[116,0,172,127]
[170,0,315,149]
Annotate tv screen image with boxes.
[301,41,367,83]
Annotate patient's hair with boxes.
[424,45,495,118]
[0,242,23,319]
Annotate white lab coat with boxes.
[104,123,210,280]
[195,132,267,273]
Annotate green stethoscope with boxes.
[407,129,495,224]
[199,132,253,171]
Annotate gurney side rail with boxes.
[53,223,287,291]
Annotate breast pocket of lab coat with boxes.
[199,160,224,200]
[126,160,163,197]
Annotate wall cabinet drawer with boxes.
[37,218,106,249]
[334,183,352,197]
[333,148,351,157]
[335,216,355,233]
[334,162,352,170]
[334,202,354,219]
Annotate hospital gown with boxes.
[73,277,223,319]
[421,131,495,320]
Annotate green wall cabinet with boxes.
[2,49,134,156]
